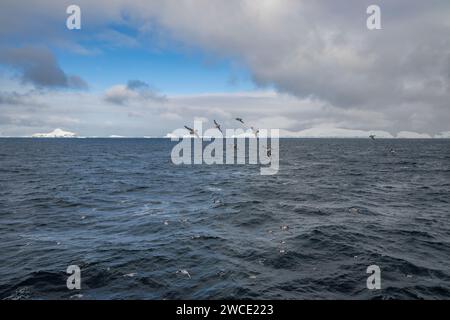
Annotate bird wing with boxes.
[184,126,193,131]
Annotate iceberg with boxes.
[32,128,77,138]
[434,131,450,139]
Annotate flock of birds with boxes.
[184,117,273,157]
[184,117,260,138]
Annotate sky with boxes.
[0,0,449,137]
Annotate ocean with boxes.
[0,138,449,299]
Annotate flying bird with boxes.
[184,125,199,138]
[369,134,376,140]
[213,120,223,133]
[235,118,245,124]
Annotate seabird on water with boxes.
[184,125,200,138]
[213,120,223,133]
[176,269,191,279]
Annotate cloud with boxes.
[104,85,135,105]
[0,91,29,106]
[396,131,432,139]
[0,90,48,109]
[127,80,150,90]
[253,116,299,130]
[104,80,166,105]
[141,1,449,125]
[160,112,182,121]
[110,0,448,134]
[0,1,450,136]
[0,46,88,89]
[95,30,140,48]
[30,0,446,134]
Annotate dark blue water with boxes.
[0,138,449,299]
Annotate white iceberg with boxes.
[32,128,77,138]
[165,132,196,139]
[278,127,394,138]
[434,131,450,139]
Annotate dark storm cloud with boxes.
[0,46,88,90]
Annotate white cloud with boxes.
[104,85,140,105]
[396,131,432,139]
[160,112,182,121]
[104,80,166,105]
